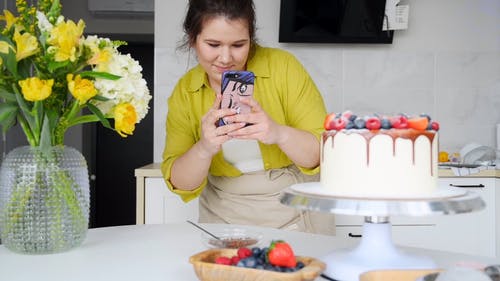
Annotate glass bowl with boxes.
[201,227,263,249]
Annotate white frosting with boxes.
[320,129,438,198]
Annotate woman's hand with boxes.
[171,95,245,191]
[224,96,320,169]
[198,94,245,158]
[224,97,285,145]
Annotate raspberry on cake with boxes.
[320,112,440,198]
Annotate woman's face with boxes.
[194,17,251,91]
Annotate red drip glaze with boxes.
[322,129,437,176]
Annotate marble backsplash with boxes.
[154,47,499,160]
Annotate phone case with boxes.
[218,70,255,126]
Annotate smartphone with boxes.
[217,70,255,126]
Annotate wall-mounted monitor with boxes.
[279,0,393,44]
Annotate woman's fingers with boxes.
[241,96,260,112]
[223,97,260,124]
[205,94,238,126]
[197,94,246,157]
[218,122,246,135]
[223,97,282,144]
[208,94,223,125]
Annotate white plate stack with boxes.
[460,143,496,165]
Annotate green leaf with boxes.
[46,108,59,134]
[1,109,17,133]
[0,87,16,102]
[0,37,15,66]
[79,71,121,80]
[48,60,69,73]
[0,35,13,43]
[39,114,52,151]
[0,51,9,66]
[113,40,128,48]
[38,32,48,48]
[17,59,32,78]
[91,95,110,102]
[0,102,18,123]
[33,100,43,134]
[67,114,98,126]
[16,113,36,146]
[87,103,113,130]
[13,89,33,117]
[46,0,62,21]
[4,48,18,78]
[12,85,37,135]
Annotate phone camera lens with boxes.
[239,84,247,93]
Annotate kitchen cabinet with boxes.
[136,164,499,258]
[135,163,198,224]
[336,177,498,258]
[143,177,199,224]
[497,178,500,258]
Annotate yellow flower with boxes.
[18,77,54,101]
[0,10,17,30]
[114,103,137,137]
[89,49,112,67]
[67,74,97,104]
[0,41,11,53]
[0,41,12,66]
[13,30,39,61]
[48,19,85,62]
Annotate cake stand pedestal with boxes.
[280,183,486,281]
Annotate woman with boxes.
[161,0,335,234]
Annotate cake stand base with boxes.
[323,217,436,281]
[280,183,485,281]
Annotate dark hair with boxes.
[180,0,256,50]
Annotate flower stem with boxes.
[53,100,81,145]
[17,115,37,146]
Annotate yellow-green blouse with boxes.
[161,45,327,202]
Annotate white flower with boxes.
[82,35,151,122]
[83,35,98,49]
[92,52,151,122]
[83,35,113,54]
[55,15,65,25]
[36,11,52,33]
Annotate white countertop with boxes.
[135,163,500,178]
[1,223,499,281]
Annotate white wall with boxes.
[154,0,500,162]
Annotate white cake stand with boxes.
[280,182,486,281]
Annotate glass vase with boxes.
[0,145,90,254]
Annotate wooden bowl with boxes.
[189,248,326,281]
